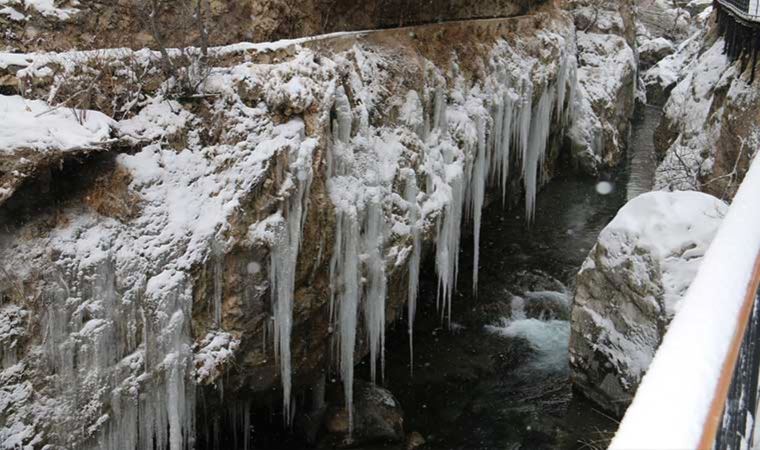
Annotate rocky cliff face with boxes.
[569,191,726,416]
[564,0,637,175]
[1,0,548,53]
[649,7,760,200]
[0,7,579,448]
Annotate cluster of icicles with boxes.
[32,52,576,450]
[267,54,577,436]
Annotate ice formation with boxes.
[321,42,577,436]
[403,169,422,374]
[269,134,315,425]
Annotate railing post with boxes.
[711,285,760,450]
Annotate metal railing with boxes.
[609,154,760,450]
[717,0,760,21]
[711,287,760,450]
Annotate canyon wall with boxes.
[0,6,579,448]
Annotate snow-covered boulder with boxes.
[638,37,675,72]
[569,191,727,416]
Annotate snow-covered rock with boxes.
[638,37,675,71]
[566,0,637,175]
[651,10,760,200]
[635,0,693,43]
[569,191,727,416]
[0,95,115,206]
[641,30,704,106]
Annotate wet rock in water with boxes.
[505,269,568,294]
[406,431,426,450]
[466,271,570,325]
[522,291,571,321]
[323,381,405,446]
[569,191,727,416]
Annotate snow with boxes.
[193,331,241,385]
[600,191,727,315]
[610,155,760,449]
[0,95,114,152]
[117,99,192,143]
[0,0,78,20]
[639,37,675,57]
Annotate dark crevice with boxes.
[0,151,117,232]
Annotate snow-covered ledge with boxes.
[610,154,760,449]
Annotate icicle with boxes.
[524,88,555,222]
[435,150,465,325]
[269,135,314,426]
[243,402,251,450]
[403,170,421,375]
[432,87,448,131]
[334,86,353,145]
[333,211,361,436]
[499,94,515,201]
[470,116,488,294]
[517,81,533,169]
[362,193,387,383]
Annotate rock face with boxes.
[0,8,579,449]
[569,191,727,416]
[0,0,548,52]
[565,0,637,175]
[650,7,760,200]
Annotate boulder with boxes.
[323,381,405,446]
[569,191,727,416]
[638,37,676,72]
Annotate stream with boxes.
[368,104,662,450]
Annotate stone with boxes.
[638,37,676,71]
[323,381,405,446]
[406,431,426,450]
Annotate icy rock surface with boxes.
[569,191,727,416]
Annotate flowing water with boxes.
[368,104,662,450]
